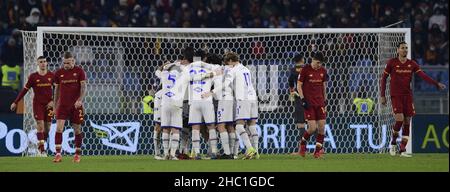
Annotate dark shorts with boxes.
[56,105,84,124]
[293,97,306,124]
[391,95,415,117]
[182,102,190,128]
[33,102,53,122]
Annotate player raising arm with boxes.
[152,63,166,160]
[160,47,222,160]
[10,56,54,157]
[205,52,259,159]
[380,42,446,157]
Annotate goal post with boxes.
[21,27,411,156]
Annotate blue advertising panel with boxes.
[0,114,24,156]
[413,115,449,153]
[0,113,396,156]
[2,113,447,156]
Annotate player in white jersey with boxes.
[201,53,234,159]
[151,64,166,160]
[153,90,164,159]
[203,52,259,159]
[183,50,222,160]
[160,48,222,160]
[233,60,259,159]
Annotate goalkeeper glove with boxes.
[300,98,308,109]
[289,91,299,102]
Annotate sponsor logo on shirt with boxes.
[309,79,323,83]
[36,83,52,87]
[395,69,412,73]
[61,79,78,84]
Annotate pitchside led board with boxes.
[0,113,448,156]
[412,115,449,153]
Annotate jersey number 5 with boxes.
[167,74,176,88]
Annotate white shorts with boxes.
[154,91,162,124]
[217,100,234,124]
[235,100,258,121]
[160,104,183,129]
[188,101,216,125]
[153,101,161,124]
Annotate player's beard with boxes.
[64,64,73,70]
[399,52,407,58]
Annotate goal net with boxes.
[21,28,410,156]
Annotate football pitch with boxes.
[0,153,448,172]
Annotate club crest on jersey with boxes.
[165,92,175,97]
[193,87,203,92]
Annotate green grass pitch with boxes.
[0,153,447,172]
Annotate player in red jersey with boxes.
[10,56,54,157]
[381,42,446,157]
[53,52,87,163]
[297,52,328,158]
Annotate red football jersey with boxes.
[383,58,421,96]
[54,66,86,106]
[24,72,54,104]
[298,65,328,106]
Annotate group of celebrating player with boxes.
[151,47,260,160]
[10,41,446,163]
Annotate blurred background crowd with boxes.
[0,0,448,113]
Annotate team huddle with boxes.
[152,47,259,160]
[10,42,446,162]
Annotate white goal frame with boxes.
[30,27,412,154]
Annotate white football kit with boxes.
[186,61,221,125]
[212,65,235,123]
[231,64,258,121]
[153,90,162,123]
[160,63,186,129]
[160,62,217,128]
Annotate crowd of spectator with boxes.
[0,0,448,113]
[1,0,448,68]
